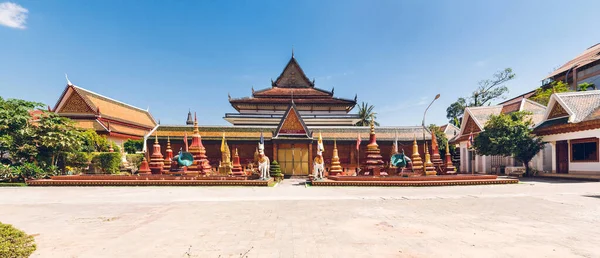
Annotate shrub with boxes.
[126,154,144,168]
[91,152,121,174]
[65,152,92,173]
[270,160,283,182]
[0,222,37,257]
[0,165,19,182]
[124,139,143,154]
[17,163,44,179]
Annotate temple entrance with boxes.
[277,144,310,176]
[556,140,569,174]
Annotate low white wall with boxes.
[540,129,600,173]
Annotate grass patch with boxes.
[0,182,27,187]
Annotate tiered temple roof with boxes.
[226,55,359,126]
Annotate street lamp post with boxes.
[422,94,441,172]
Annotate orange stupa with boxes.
[188,112,212,175]
[163,136,173,171]
[149,134,164,174]
[364,116,384,174]
[231,148,244,176]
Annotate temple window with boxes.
[571,138,599,162]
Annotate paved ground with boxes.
[1,178,599,258]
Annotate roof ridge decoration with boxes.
[274,102,311,138]
[273,55,314,88]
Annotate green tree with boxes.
[124,139,143,154]
[355,102,379,126]
[473,111,545,176]
[577,82,595,91]
[81,130,111,152]
[0,97,43,164]
[530,81,571,106]
[446,68,515,123]
[36,113,84,167]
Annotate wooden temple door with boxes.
[277,144,309,176]
[556,140,569,174]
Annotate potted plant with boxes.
[270,160,283,182]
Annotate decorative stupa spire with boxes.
[424,141,436,176]
[364,114,384,173]
[431,130,443,167]
[149,133,164,174]
[164,136,173,171]
[445,143,456,174]
[186,110,193,125]
[329,138,343,176]
[411,134,423,173]
[231,148,243,176]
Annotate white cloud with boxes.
[0,2,28,29]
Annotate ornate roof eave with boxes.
[53,84,98,116]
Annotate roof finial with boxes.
[291,90,294,103]
[354,94,358,102]
[228,92,231,100]
[65,73,73,86]
[252,86,255,94]
[292,45,294,58]
[332,87,335,95]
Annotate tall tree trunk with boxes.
[524,161,530,177]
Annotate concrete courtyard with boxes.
[1,179,599,258]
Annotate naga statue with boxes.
[391,149,413,176]
[313,132,325,180]
[257,133,270,180]
[174,147,194,167]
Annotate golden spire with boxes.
[167,136,171,148]
[370,114,375,135]
[154,132,158,144]
[235,148,239,157]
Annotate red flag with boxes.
[184,132,189,152]
[356,133,361,150]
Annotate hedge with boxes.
[91,152,121,174]
[0,222,36,257]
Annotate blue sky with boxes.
[1,0,600,126]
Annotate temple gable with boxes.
[58,91,95,114]
[548,102,569,120]
[274,57,313,88]
[274,103,311,138]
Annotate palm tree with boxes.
[355,102,379,126]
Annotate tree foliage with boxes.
[36,113,84,167]
[124,139,143,154]
[355,102,379,126]
[446,68,515,124]
[0,97,43,164]
[473,111,545,176]
[530,81,571,106]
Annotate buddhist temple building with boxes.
[150,54,430,176]
[52,78,157,145]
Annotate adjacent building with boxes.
[52,80,157,145]
[543,43,600,90]
[533,91,600,176]
[453,98,548,174]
